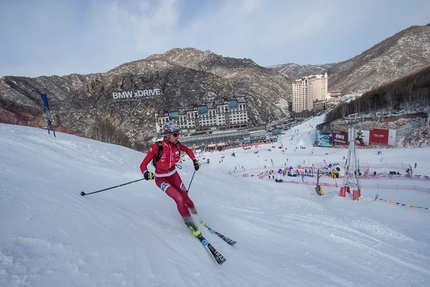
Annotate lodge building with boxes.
[155,96,249,134]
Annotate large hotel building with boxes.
[292,73,328,117]
[155,96,248,134]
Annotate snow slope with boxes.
[1,115,430,287]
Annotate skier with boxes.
[140,122,201,236]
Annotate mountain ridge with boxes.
[1,24,429,149]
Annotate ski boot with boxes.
[184,217,201,237]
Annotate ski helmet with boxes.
[162,122,180,135]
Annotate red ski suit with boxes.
[140,139,197,219]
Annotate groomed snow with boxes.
[1,115,430,287]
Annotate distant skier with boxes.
[140,122,201,237]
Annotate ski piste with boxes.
[196,233,227,265]
[199,219,237,246]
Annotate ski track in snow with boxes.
[1,118,430,287]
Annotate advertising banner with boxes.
[369,128,389,144]
[388,129,396,146]
[355,130,369,146]
[40,93,50,108]
[361,130,370,145]
[317,131,333,147]
[332,130,348,145]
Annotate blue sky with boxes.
[1,0,429,77]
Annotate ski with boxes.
[196,234,227,265]
[199,219,237,246]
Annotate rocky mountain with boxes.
[0,48,292,148]
[1,24,429,149]
[269,63,334,82]
[271,24,430,94]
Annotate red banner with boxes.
[369,128,389,144]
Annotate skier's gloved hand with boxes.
[193,159,200,171]
[143,171,154,180]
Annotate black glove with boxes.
[143,171,154,180]
[193,159,200,171]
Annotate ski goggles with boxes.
[169,132,180,137]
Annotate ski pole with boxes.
[187,170,196,191]
[80,178,145,196]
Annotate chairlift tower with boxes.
[340,114,361,200]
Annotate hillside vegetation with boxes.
[325,65,430,120]
[320,65,430,147]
